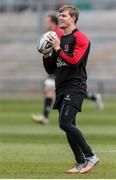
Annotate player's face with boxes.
[58,10,75,29]
[44,16,53,31]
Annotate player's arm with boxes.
[49,32,90,65]
[57,34,90,65]
[43,51,57,74]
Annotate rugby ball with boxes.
[37,31,58,54]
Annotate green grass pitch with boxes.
[0,98,116,178]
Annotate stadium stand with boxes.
[0,1,116,97]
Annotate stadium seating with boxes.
[0,11,116,97]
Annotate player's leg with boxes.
[58,106,86,173]
[66,126,86,164]
[59,104,94,158]
[85,90,104,110]
[32,77,55,123]
[43,80,54,120]
[58,108,86,164]
[66,131,87,173]
[59,103,99,173]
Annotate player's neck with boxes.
[64,25,76,35]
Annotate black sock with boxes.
[43,97,53,118]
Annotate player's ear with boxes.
[72,16,76,24]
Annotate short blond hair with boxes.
[59,5,79,24]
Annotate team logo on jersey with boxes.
[64,94,71,101]
[56,57,68,67]
[64,44,69,52]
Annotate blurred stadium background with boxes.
[0,0,116,179]
[0,0,116,98]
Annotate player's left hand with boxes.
[47,34,60,51]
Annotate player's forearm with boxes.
[56,49,77,64]
[55,33,90,65]
[56,48,85,65]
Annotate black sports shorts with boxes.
[53,91,85,112]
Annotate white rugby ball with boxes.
[37,31,58,54]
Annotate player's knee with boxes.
[59,122,68,131]
[59,119,71,132]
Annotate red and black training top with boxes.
[43,28,90,94]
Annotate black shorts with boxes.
[53,91,85,112]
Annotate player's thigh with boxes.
[59,103,78,128]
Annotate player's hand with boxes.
[47,34,60,51]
